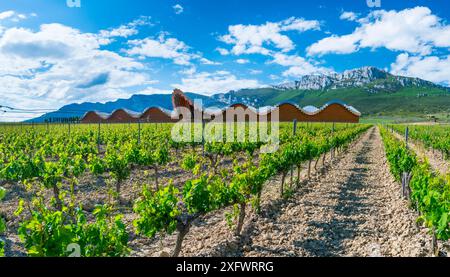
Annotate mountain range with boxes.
[28,67,450,122]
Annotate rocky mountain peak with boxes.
[272,67,437,92]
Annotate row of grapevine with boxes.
[389,125,450,161]
[0,186,5,256]
[380,126,450,243]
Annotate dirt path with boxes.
[392,130,449,176]
[240,127,431,257]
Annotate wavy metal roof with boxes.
[81,89,361,122]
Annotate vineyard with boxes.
[0,122,449,257]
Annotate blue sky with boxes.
[0,0,449,120]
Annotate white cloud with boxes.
[173,4,184,15]
[126,34,194,65]
[99,16,152,40]
[179,67,197,75]
[270,53,332,77]
[0,11,16,20]
[249,69,262,75]
[280,17,321,32]
[391,53,450,86]
[307,34,359,55]
[236,58,250,64]
[0,20,155,120]
[0,10,29,22]
[139,87,171,95]
[219,17,320,56]
[308,7,450,56]
[340,11,359,22]
[269,74,280,80]
[172,71,262,95]
[216,47,229,55]
[200,57,221,65]
[126,33,217,66]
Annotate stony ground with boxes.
[1,127,441,257]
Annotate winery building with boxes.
[80,89,361,123]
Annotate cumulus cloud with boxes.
[279,17,321,32]
[269,53,332,78]
[0,11,16,20]
[215,47,229,55]
[199,57,221,65]
[219,17,320,56]
[126,33,217,66]
[340,11,359,22]
[99,16,152,40]
[249,69,262,75]
[0,20,155,120]
[0,10,28,22]
[138,87,171,95]
[269,74,280,80]
[236,59,250,64]
[172,70,262,95]
[390,53,450,86]
[173,4,184,15]
[307,34,359,55]
[308,7,450,56]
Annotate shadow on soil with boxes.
[292,129,376,256]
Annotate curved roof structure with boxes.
[81,89,361,123]
[140,107,176,123]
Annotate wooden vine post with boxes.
[291,119,297,184]
[402,126,412,200]
[138,119,141,145]
[432,227,439,256]
[201,119,205,156]
[97,121,101,152]
[293,119,297,136]
[331,122,335,161]
[405,126,409,149]
[401,172,412,199]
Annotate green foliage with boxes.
[76,205,129,257]
[181,152,200,175]
[105,146,130,184]
[382,131,417,181]
[0,186,5,201]
[16,197,129,257]
[133,183,180,238]
[225,204,240,229]
[183,174,229,214]
[0,187,6,257]
[410,163,450,240]
[87,153,105,176]
[380,126,450,240]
